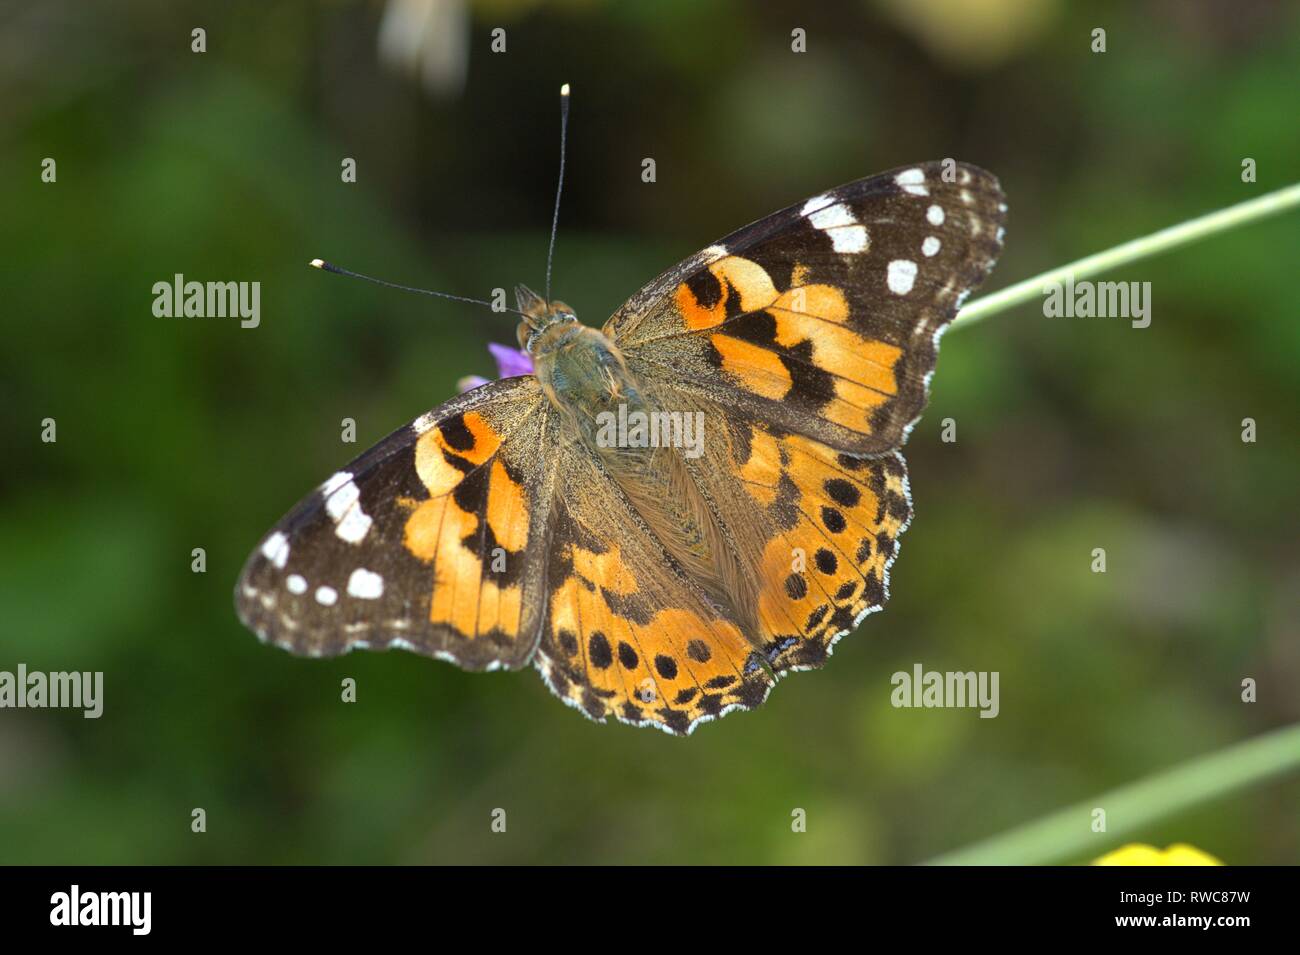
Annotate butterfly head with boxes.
[513,283,635,415]
[515,283,578,353]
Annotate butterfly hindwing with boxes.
[612,383,913,681]
[604,161,1006,454]
[235,377,557,670]
[736,428,912,674]
[527,383,913,734]
[532,434,776,735]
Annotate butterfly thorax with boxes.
[529,321,634,421]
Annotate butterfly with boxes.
[235,161,1006,735]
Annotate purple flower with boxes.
[458,343,535,393]
[487,342,535,377]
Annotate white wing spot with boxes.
[324,473,373,544]
[927,204,945,226]
[315,586,338,606]
[347,568,384,600]
[809,202,854,230]
[261,531,290,569]
[808,202,869,253]
[894,167,929,197]
[887,259,918,295]
[324,475,359,519]
[801,193,836,216]
[922,236,941,257]
[322,471,352,496]
[830,227,868,253]
[286,574,308,594]
[413,412,437,434]
[335,507,373,544]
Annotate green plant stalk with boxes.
[952,182,1300,330]
[928,722,1300,865]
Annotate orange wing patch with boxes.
[710,333,793,400]
[736,427,784,507]
[414,410,501,495]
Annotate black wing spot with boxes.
[588,631,613,669]
[824,478,860,508]
[617,641,639,670]
[620,701,644,722]
[876,532,895,558]
[821,506,847,534]
[686,640,712,663]
[684,268,723,311]
[439,415,475,451]
[864,570,885,606]
[654,654,679,680]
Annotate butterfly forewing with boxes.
[235,377,556,670]
[604,161,1006,454]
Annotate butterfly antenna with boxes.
[309,259,526,317]
[544,83,570,305]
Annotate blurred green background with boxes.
[2,0,1297,865]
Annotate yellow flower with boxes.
[1093,843,1223,866]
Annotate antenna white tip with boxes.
[560,83,570,97]
[309,258,325,269]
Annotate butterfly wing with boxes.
[604,161,1006,454]
[674,394,915,677]
[235,376,558,670]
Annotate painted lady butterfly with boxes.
[236,156,1006,735]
